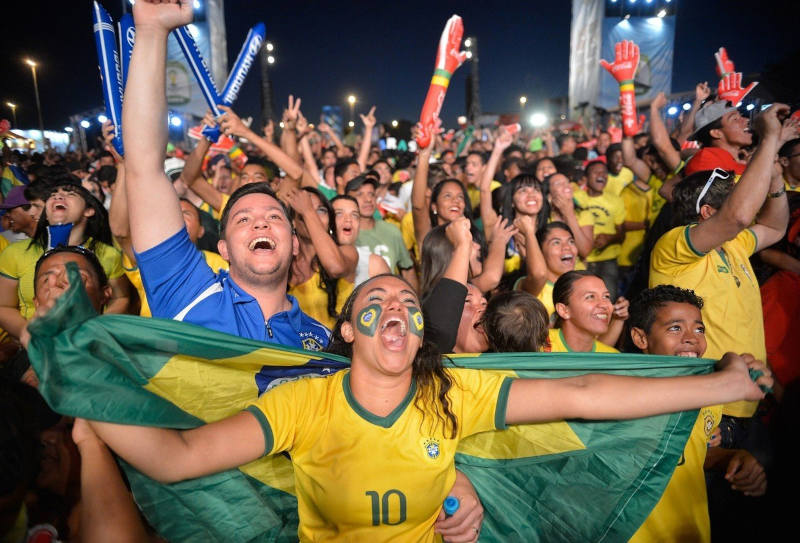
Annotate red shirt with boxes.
[684,147,747,176]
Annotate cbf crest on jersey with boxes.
[423,438,440,459]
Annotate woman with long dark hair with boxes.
[0,173,131,340]
[285,186,356,329]
[86,273,772,541]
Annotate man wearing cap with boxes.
[346,174,417,290]
[0,186,38,240]
[649,103,798,418]
[684,101,752,177]
[117,2,328,351]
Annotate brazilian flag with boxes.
[28,265,713,542]
[1,164,29,196]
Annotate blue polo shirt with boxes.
[136,228,330,351]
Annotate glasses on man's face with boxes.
[696,168,732,214]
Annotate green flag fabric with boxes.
[27,264,714,542]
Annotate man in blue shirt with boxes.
[121,6,328,352]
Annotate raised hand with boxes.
[263,119,274,141]
[494,126,514,152]
[600,40,640,84]
[715,353,773,401]
[695,81,711,103]
[753,103,791,141]
[132,0,193,32]
[283,95,301,130]
[611,296,629,321]
[492,217,519,245]
[714,47,735,79]
[717,72,757,105]
[360,106,377,129]
[218,105,250,139]
[296,113,310,136]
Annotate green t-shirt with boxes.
[355,219,413,272]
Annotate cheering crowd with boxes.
[2,1,799,542]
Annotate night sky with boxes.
[2,0,797,133]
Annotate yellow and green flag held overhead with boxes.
[28,265,712,542]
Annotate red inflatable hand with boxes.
[715,47,735,79]
[600,40,640,85]
[601,41,641,137]
[416,15,467,149]
[718,72,758,105]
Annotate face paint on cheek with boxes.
[408,307,424,338]
[356,304,382,337]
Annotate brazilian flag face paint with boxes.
[408,307,424,338]
[356,304,381,337]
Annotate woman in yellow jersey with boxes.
[87,273,772,543]
[410,139,475,248]
[548,271,628,352]
[286,187,356,329]
[0,176,130,340]
[515,222,578,322]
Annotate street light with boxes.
[519,96,527,112]
[97,114,108,124]
[80,120,91,128]
[529,112,547,127]
[347,94,356,123]
[5,102,17,126]
[25,58,47,149]
[391,120,398,128]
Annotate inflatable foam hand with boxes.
[600,40,640,137]
[718,72,758,106]
[416,15,467,149]
[714,47,735,79]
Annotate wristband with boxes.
[767,188,786,199]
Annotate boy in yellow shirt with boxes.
[627,285,766,543]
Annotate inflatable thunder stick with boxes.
[202,23,266,142]
[600,40,640,138]
[415,15,467,149]
[92,1,124,156]
[118,13,135,90]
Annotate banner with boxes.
[568,0,604,114]
[166,23,213,116]
[27,264,711,542]
[598,16,676,109]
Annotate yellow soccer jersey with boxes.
[0,239,124,319]
[547,328,618,353]
[246,368,512,542]
[606,166,634,197]
[784,177,800,193]
[648,174,666,219]
[0,236,8,254]
[467,181,500,210]
[123,250,228,317]
[400,212,418,261]
[631,405,722,543]
[580,192,626,263]
[288,271,353,329]
[618,182,653,267]
[649,225,762,417]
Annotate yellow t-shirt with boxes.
[580,192,626,263]
[649,225,762,417]
[122,250,228,317]
[467,180,501,210]
[648,174,666,219]
[288,271,354,330]
[630,405,723,543]
[0,236,8,254]
[618,182,653,267]
[784,177,800,193]
[0,239,124,319]
[246,368,512,543]
[400,212,418,261]
[547,328,618,353]
[606,166,634,197]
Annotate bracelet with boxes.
[767,188,786,198]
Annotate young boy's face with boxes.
[632,302,706,357]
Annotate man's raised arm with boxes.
[123,0,190,253]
